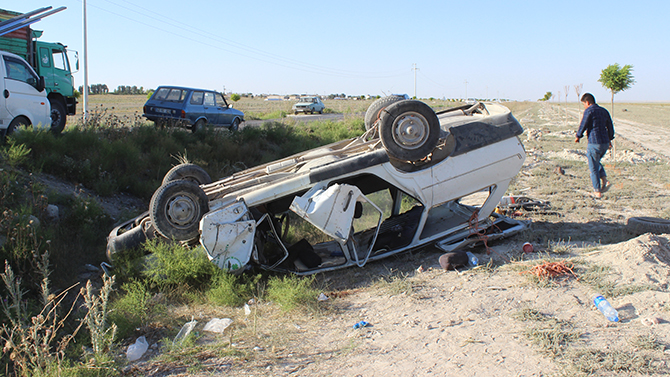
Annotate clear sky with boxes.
[6,0,669,102]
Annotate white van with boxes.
[0,51,51,135]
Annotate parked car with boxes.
[292,96,325,114]
[143,86,244,132]
[108,98,528,275]
[0,51,51,135]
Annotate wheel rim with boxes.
[391,111,430,150]
[165,193,200,229]
[51,109,63,128]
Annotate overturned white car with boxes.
[107,98,528,274]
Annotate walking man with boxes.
[575,93,615,198]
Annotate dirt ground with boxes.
[107,103,670,376]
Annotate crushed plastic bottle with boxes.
[592,295,619,322]
[126,336,148,361]
[466,252,478,267]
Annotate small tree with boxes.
[574,83,583,103]
[540,91,552,101]
[230,93,241,102]
[598,63,635,113]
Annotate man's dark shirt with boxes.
[576,104,615,144]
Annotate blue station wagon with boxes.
[143,86,245,132]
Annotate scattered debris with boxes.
[126,336,148,362]
[174,318,198,343]
[523,242,534,253]
[203,318,233,333]
[317,293,329,301]
[439,251,468,270]
[520,261,577,280]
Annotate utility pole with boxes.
[82,0,89,121]
[464,80,468,100]
[412,63,419,99]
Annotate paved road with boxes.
[243,113,346,128]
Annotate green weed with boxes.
[141,240,220,289]
[1,138,32,168]
[206,273,260,307]
[267,274,321,312]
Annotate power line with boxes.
[83,0,408,79]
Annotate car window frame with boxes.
[3,55,40,88]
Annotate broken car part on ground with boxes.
[107,98,528,274]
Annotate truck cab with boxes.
[32,39,76,132]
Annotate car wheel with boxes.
[294,110,298,115]
[49,100,67,134]
[5,117,30,136]
[626,217,670,235]
[364,95,407,130]
[192,119,205,133]
[162,163,213,185]
[230,118,240,131]
[379,100,440,162]
[150,180,209,241]
[319,109,323,114]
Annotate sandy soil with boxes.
[117,103,670,376]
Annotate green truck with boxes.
[0,7,77,133]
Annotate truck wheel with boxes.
[49,100,67,134]
[626,217,670,235]
[379,100,440,162]
[230,118,240,131]
[150,180,209,241]
[364,95,406,130]
[162,163,212,185]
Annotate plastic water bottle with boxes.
[466,252,478,267]
[126,336,148,361]
[592,295,619,322]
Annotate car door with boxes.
[203,91,219,125]
[2,54,51,128]
[215,92,232,126]
[290,183,383,267]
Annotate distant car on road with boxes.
[293,96,325,115]
[143,86,244,132]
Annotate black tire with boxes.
[49,99,67,134]
[192,119,205,133]
[6,117,30,136]
[150,180,209,241]
[318,109,323,114]
[379,100,440,162]
[107,224,147,261]
[626,217,670,235]
[230,118,240,131]
[162,163,212,185]
[364,95,406,130]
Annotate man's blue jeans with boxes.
[587,143,609,192]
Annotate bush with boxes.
[142,240,220,288]
[267,274,320,312]
[206,273,260,307]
